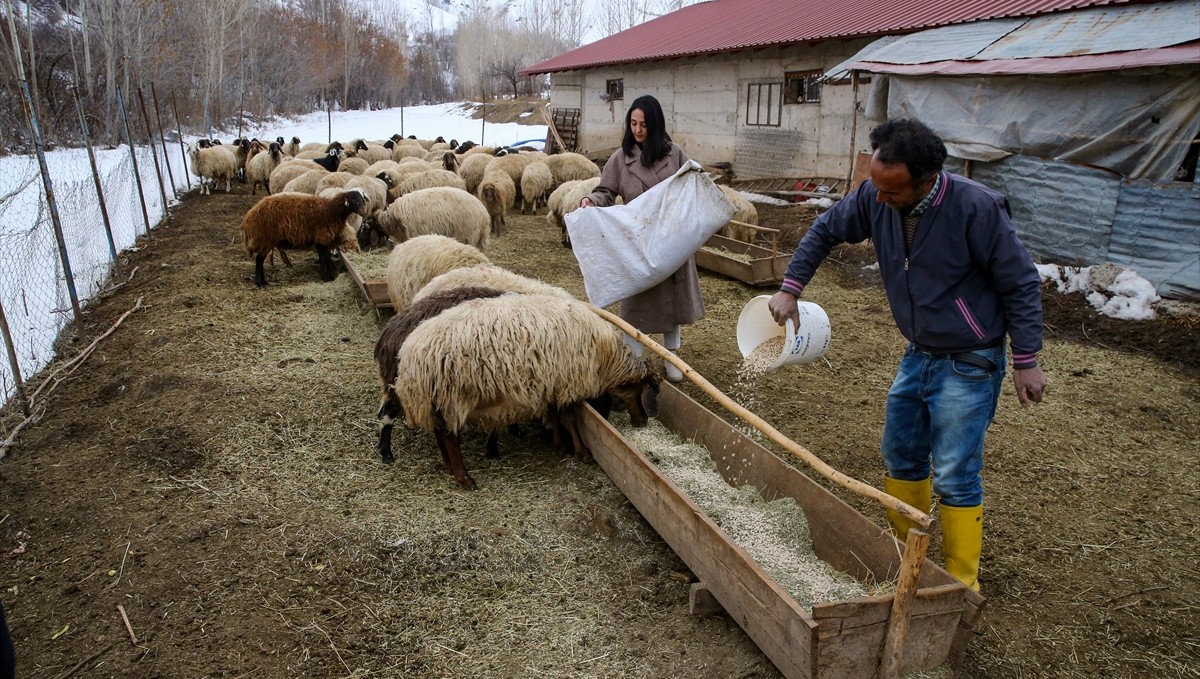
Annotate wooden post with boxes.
[117,88,152,235]
[879,528,931,678]
[846,70,860,189]
[71,86,117,262]
[0,298,30,417]
[136,86,169,211]
[170,91,191,190]
[150,82,177,200]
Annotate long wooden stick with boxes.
[586,303,933,530]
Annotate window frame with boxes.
[784,71,823,105]
[745,82,782,127]
[605,78,624,101]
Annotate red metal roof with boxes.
[524,0,1147,74]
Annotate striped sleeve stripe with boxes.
[780,279,805,296]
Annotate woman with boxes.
[579,95,703,383]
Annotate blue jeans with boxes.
[881,343,1006,507]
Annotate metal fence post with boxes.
[20,79,85,342]
[71,86,117,262]
[171,91,191,191]
[0,298,31,417]
[137,86,169,210]
[150,82,177,200]
[117,88,152,235]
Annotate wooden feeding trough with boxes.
[579,306,984,679]
[579,384,984,678]
[695,221,792,286]
[342,252,392,311]
[731,176,848,202]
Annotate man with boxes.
[768,119,1047,591]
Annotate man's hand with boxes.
[767,291,801,328]
[1013,366,1047,405]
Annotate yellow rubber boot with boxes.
[940,504,983,592]
[883,476,931,542]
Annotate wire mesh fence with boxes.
[0,83,191,417]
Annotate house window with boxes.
[746,82,782,127]
[784,71,822,104]
[605,79,624,101]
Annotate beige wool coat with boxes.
[584,142,704,333]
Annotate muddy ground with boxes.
[0,179,1197,679]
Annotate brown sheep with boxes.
[241,189,369,287]
[477,170,515,235]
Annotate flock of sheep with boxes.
[184,132,695,488]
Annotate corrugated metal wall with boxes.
[958,155,1200,298]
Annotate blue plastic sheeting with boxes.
[1110,181,1200,299]
[959,155,1199,299]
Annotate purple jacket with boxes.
[781,172,1042,368]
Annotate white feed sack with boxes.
[566,160,735,308]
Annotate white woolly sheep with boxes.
[268,160,320,195]
[343,174,390,218]
[545,152,601,185]
[550,177,605,248]
[315,172,355,194]
[390,293,660,488]
[477,169,516,235]
[390,145,428,162]
[374,187,489,251]
[299,141,325,153]
[282,136,301,157]
[347,139,392,164]
[188,142,237,195]
[397,169,467,196]
[282,169,330,195]
[384,234,491,312]
[246,141,285,195]
[487,153,537,201]
[458,153,492,194]
[337,156,370,175]
[241,189,369,287]
[413,264,573,305]
[519,161,554,214]
[374,285,512,464]
[716,185,761,242]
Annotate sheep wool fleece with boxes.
[586,142,703,333]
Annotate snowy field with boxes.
[0,103,545,404]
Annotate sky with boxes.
[0,102,1168,406]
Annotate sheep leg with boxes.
[376,392,404,464]
[560,404,593,463]
[315,245,336,281]
[485,432,500,459]
[435,426,476,490]
[253,254,269,288]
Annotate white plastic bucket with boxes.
[736,295,831,370]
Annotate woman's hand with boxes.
[579,197,594,208]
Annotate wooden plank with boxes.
[579,401,818,678]
[342,255,392,310]
[696,234,791,286]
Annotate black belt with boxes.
[915,341,1002,372]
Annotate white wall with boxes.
[548,38,875,179]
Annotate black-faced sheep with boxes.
[384,234,491,312]
[246,141,285,195]
[391,293,661,489]
[373,187,490,251]
[374,285,510,465]
[519,161,554,214]
[188,142,237,195]
[477,169,516,235]
[241,188,369,287]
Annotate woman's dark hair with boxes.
[622,95,672,167]
[869,118,947,186]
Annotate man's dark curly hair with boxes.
[869,119,947,186]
